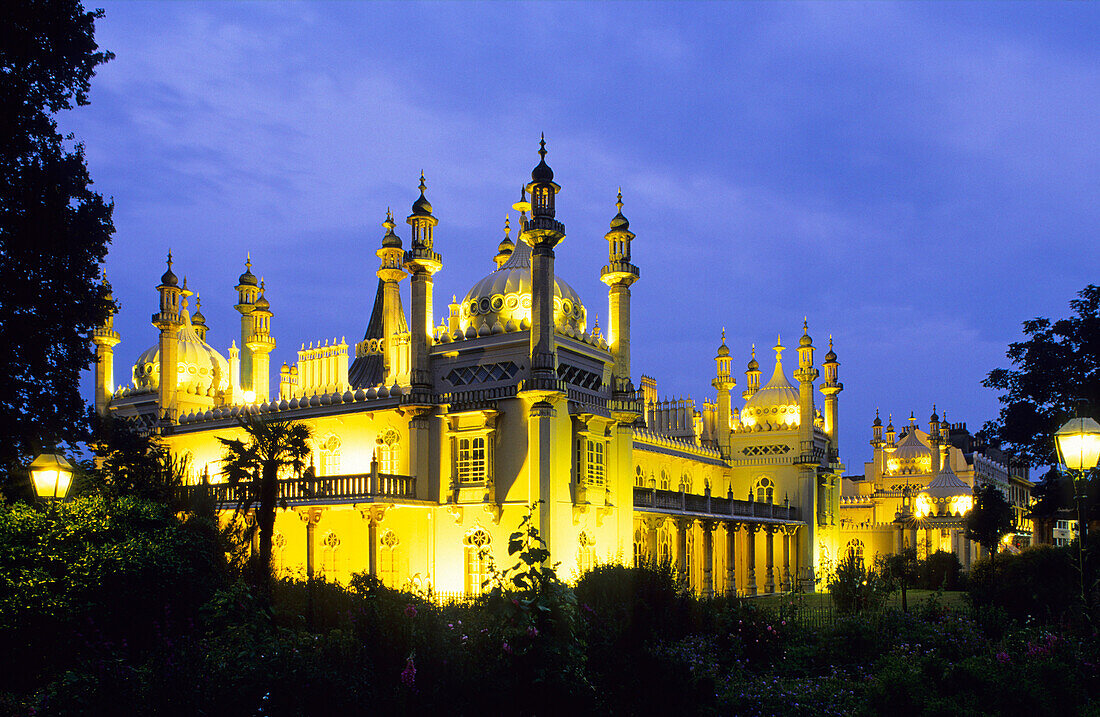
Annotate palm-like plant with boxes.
[219,413,312,591]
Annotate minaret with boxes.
[151,251,182,421]
[711,329,735,459]
[191,293,208,342]
[600,188,640,404]
[92,272,120,416]
[234,254,260,391]
[377,209,407,385]
[928,404,941,476]
[494,215,514,268]
[245,280,275,402]
[819,336,842,454]
[403,172,442,400]
[742,345,760,401]
[795,320,818,461]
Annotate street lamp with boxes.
[28,451,75,501]
[1054,412,1100,611]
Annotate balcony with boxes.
[179,471,417,508]
[633,487,802,524]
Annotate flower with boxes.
[996,651,1011,665]
[400,657,416,687]
[404,604,418,618]
[527,625,539,638]
[502,641,513,654]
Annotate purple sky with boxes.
[69,2,1100,474]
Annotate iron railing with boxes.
[633,487,801,522]
[179,471,416,507]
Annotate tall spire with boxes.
[495,214,515,268]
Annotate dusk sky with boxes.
[69,1,1099,474]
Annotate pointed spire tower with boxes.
[495,215,514,268]
[234,253,260,392]
[246,279,275,402]
[819,335,842,451]
[404,172,443,400]
[377,209,407,385]
[92,270,121,416]
[600,187,641,414]
[711,328,735,458]
[520,134,566,392]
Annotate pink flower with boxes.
[996,651,1010,665]
[400,657,416,687]
[404,604,418,618]
[527,625,539,638]
[502,641,513,654]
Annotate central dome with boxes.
[133,309,230,395]
[741,343,800,428]
[459,240,586,334]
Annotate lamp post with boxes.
[1054,412,1100,610]
[28,451,75,501]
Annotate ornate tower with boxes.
[191,293,208,342]
[404,172,442,401]
[245,281,275,402]
[819,336,842,456]
[795,321,818,462]
[600,189,640,403]
[92,272,120,416]
[151,252,182,421]
[928,405,941,476]
[377,209,407,385]
[711,329,735,459]
[494,215,514,268]
[742,345,760,401]
[234,255,260,392]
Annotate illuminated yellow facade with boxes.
[840,412,1032,568]
[95,142,845,596]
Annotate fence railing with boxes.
[179,471,416,507]
[633,487,801,522]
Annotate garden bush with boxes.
[968,544,1077,621]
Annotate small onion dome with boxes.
[799,319,813,347]
[238,254,258,287]
[255,290,270,311]
[824,336,837,363]
[191,294,207,328]
[410,171,433,217]
[498,215,514,253]
[381,209,402,248]
[161,251,178,287]
[873,409,882,427]
[930,404,940,423]
[747,345,759,371]
[716,330,730,358]
[886,416,895,431]
[531,134,554,182]
[609,188,630,231]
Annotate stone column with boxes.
[782,529,792,592]
[765,526,776,594]
[298,507,323,579]
[702,521,714,599]
[676,518,689,578]
[745,524,758,597]
[725,523,738,596]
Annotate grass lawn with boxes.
[750,589,968,611]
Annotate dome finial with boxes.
[419,170,426,194]
[246,252,251,272]
[504,214,511,239]
[616,187,623,213]
[530,134,554,183]
[160,250,178,287]
[410,172,433,217]
[539,132,547,161]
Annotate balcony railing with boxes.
[633,487,801,523]
[179,471,416,507]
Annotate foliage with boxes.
[968,544,1080,622]
[882,547,919,612]
[966,483,1016,591]
[983,284,1100,468]
[826,552,892,615]
[0,0,115,473]
[218,413,312,592]
[0,494,225,693]
[918,549,962,591]
[82,414,191,507]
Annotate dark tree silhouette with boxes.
[966,483,1016,594]
[883,547,919,613]
[219,414,312,592]
[0,0,115,472]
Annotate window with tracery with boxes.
[321,531,341,578]
[660,471,670,491]
[377,428,400,474]
[635,466,645,488]
[577,531,596,575]
[658,525,673,566]
[272,531,287,575]
[380,530,400,587]
[576,437,605,486]
[679,474,692,493]
[320,435,341,476]
[846,539,865,569]
[754,476,774,504]
[633,527,646,567]
[457,436,487,482]
[464,528,491,595]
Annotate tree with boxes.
[219,414,312,592]
[966,483,1016,593]
[883,547,919,612]
[983,285,1100,467]
[0,0,115,473]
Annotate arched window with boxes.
[660,471,670,491]
[377,428,400,474]
[633,527,646,567]
[679,474,692,493]
[320,435,341,476]
[635,466,645,488]
[464,528,491,596]
[754,476,774,504]
[380,530,400,587]
[321,531,341,579]
[846,539,865,569]
[272,531,287,576]
[658,524,673,566]
[577,531,596,575]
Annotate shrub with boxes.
[919,550,962,590]
[968,544,1076,621]
[826,553,892,615]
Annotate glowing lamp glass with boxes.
[29,452,74,500]
[1055,416,1100,472]
[243,390,257,404]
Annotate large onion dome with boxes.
[133,307,230,394]
[458,239,586,335]
[741,340,800,428]
[888,427,933,475]
[916,460,973,517]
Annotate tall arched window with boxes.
[635,466,645,488]
[320,435,342,476]
[660,471,670,491]
[633,527,646,567]
[577,531,596,575]
[377,428,400,474]
[321,531,341,579]
[658,524,673,566]
[679,474,692,493]
[464,528,491,596]
[846,539,865,569]
[754,476,774,504]
[272,531,287,576]
[380,530,400,587]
